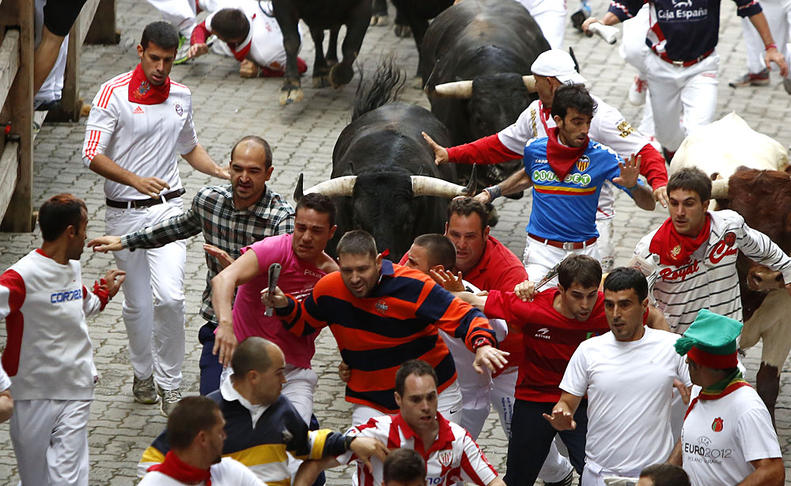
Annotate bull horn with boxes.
[432,80,474,99]
[411,176,469,198]
[522,75,537,93]
[294,173,305,201]
[302,176,358,197]
[711,178,729,199]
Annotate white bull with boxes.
[669,112,789,179]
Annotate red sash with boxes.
[649,215,711,266]
[148,451,212,485]
[128,64,170,105]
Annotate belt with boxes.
[105,188,185,209]
[528,233,597,250]
[655,48,714,67]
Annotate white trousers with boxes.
[11,399,91,486]
[106,201,186,390]
[33,0,68,106]
[595,217,615,273]
[516,0,568,49]
[283,365,318,425]
[351,380,463,427]
[741,0,791,74]
[581,459,641,486]
[145,0,197,35]
[643,52,719,152]
[523,236,601,286]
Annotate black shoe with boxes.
[544,471,574,486]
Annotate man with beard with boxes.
[89,135,294,397]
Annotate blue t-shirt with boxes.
[524,137,639,241]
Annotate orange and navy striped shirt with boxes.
[278,260,497,412]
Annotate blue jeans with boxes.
[198,323,223,395]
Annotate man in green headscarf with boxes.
[669,309,784,486]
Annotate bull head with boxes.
[294,170,476,200]
[428,76,537,99]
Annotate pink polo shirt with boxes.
[232,233,326,369]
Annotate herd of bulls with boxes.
[272,0,791,415]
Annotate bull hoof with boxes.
[279,87,304,105]
[312,75,331,88]
[370,14,389,26]
[394,24,411,38]
[329,63,354,88]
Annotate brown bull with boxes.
[717,168,791,424]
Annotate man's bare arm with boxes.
[737,458,785,486]
[475,169,533,204]
[210,250,262,366]
[543,392,583,431]
[293,457,340,486]
[667,439,683,466]
[89,154,170,198]
[181,144,230,180]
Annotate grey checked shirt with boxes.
[122,184,295,324]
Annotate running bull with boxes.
[420,0,550,188]
[294,61,472,261]
[272,0,371,105]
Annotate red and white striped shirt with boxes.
[337,412,498,486]
[82,70,198,201]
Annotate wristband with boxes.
[483,185,502,201]
[472,336,494,351]
[766,43,778,51]
[343,433,356,451]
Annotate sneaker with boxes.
[544,471,574,486]
[628,76,648,106]
[157,384,182,416]
[132,375,159,404]
[784,77,791,95]
[174,34,191,65]
[728,68,769,88]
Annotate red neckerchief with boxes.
[684,377,751,419]
[129,64,170,105]
[648,214,711,266]
[148,451,212,485]
[545,127,588,181]
[392,412,454,458]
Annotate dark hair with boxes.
[231,135,272,168]
[336,230,377,259]
[296,193,336,227]
[667,167,712,202]
[395,360,438,396]
[383,448,426,484]
[551,84,597,120]
[447,197,488,231]
[231,337,274,379]
[557,254,601,290]
[167,396,221,450]
[639,464,691,486]
[413,234,456,270]
[39,194,87,242]
[603,267,648,301]
[211,8,250,43]
[140,21,179,52]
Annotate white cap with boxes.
[530,49,588,86]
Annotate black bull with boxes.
[296,102,472,262]
[272,0,371,105]
[420,0,550,188]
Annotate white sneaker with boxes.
[628,76,648,106]
[156,384,182,416]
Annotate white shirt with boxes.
[682,386,781,486]
[498,95,651,219]
[560,327,690,474]
[0,250,101,401]
[338,413,498,486]
[220,371,268,427]
[635,210,791,333]
[205,0,293,70]
[82,70,198,201]
[138,457,263,486]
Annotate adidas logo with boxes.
[133,106,144,114]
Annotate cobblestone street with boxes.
[1,0,791,483]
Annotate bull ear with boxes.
[463,164,477,195]
[294,173,305,202]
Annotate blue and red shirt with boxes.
[523,137,639,242]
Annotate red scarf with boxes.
[148,451,212,485]
[129,64,170,105]
[545,127,588,181]
[648,214,711,266]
